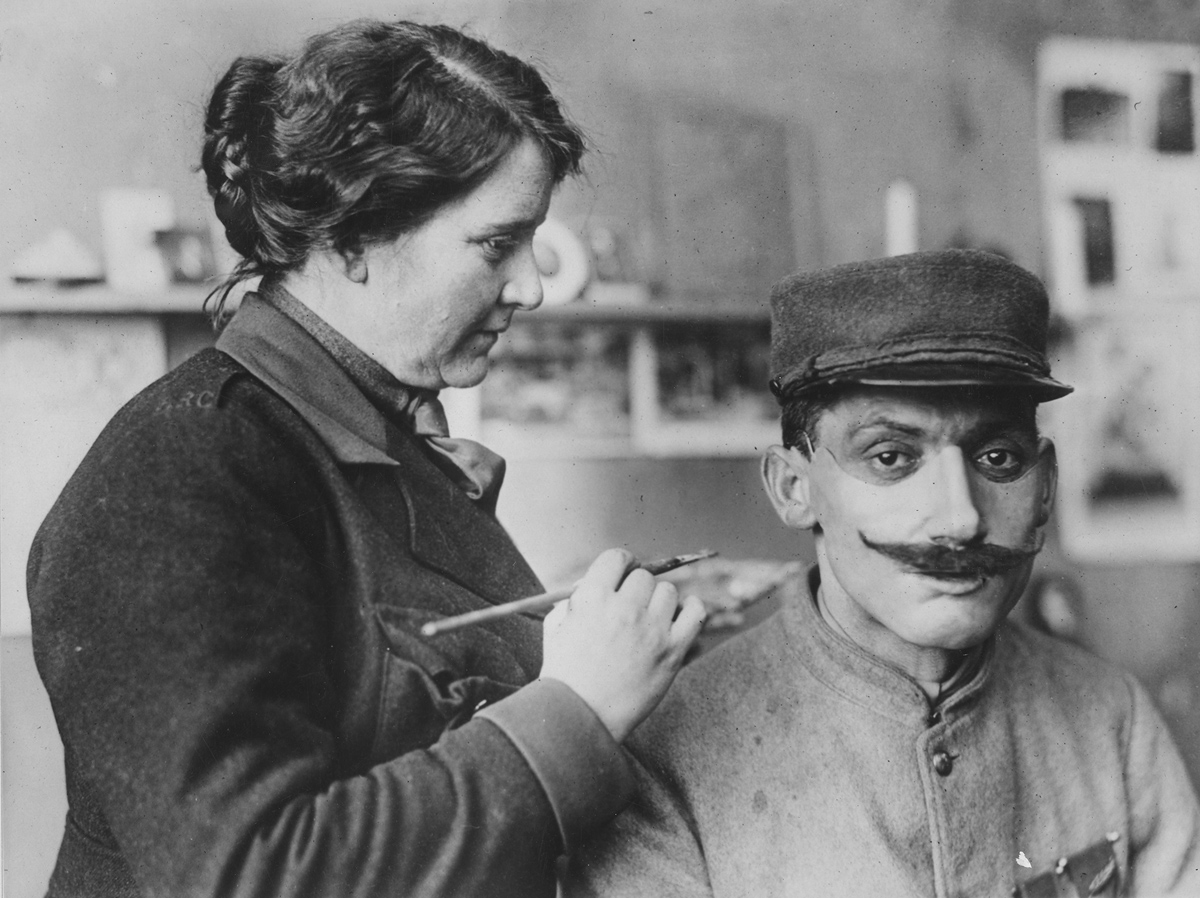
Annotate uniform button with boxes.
[933,750,954,776]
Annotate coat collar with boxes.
[215,293,542,603]
[779,567,995,724]
[216,293,397,467]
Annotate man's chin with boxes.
[900,588,1017,649]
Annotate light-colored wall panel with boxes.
[0,316,166,634]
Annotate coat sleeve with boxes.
[28,388,630,898]
[562,742,715,898]
[1122,673,1200,895]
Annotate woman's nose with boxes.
[500,243,544,311]
[923,447,984,543]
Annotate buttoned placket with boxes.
[790,571,1014,897]
[918,681,1021,898]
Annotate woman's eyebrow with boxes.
[475,213,543,238]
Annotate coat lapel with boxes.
[216,293,543,607]
[366,423,543,606]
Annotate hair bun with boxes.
[202,55,282,260]
[200,19,586,319]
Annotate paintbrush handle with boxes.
[420,586,574,637]
[419,551,715,638]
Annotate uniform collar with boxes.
[780,566,995,724]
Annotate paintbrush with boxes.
[420,549,718,638]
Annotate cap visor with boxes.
[820,363,1074,401]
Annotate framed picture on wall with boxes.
[1038,38,1200,318]
[1054,305,1200,560]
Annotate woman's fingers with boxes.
[670,594,707,649]
[645,579,681,627]
[571,548,635,606]
[540,549,708,743]
[615,567,656,605]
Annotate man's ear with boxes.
[761,445,819,530]
[1035,437,1058,527]
[340,246,368,284]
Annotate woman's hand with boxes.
[540,549,706,743]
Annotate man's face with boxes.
[798,385,1056,653]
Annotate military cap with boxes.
[768,248,1073,402]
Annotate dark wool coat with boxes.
[566,573,1200,898]
[28,296,631,898]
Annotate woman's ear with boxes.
[761,445,819,530]
[1035,437,1058,527]
[340,247,368,284]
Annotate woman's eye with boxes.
[481,235,521,265]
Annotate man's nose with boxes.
[923,447,984,543]
[501,243,544,311]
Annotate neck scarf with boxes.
[259,282,507,513]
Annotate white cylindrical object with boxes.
[885,180,919,256]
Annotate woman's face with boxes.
[353,138,554,389]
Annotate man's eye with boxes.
[976,447,1025,478]
[865,447,915,474]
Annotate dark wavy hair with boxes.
[201,19,587,316]
[780,389,833,455]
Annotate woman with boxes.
[28,20,704,898]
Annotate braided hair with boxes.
[201,20,586,317]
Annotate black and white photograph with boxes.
[2,2,1200,897]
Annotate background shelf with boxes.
[0,281,771,323]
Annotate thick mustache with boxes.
[859,532,1044,577]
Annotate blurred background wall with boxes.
[2,1,1198,894]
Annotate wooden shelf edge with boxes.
[0,283,213,314]
[525,301,769,325]
[1,282,770,323]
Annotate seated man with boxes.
[566,249,1200,898]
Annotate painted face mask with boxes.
[808,431,1049,579]
[796,386,1057,654]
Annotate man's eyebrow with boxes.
[844,413,1034,442]
[965,417,1038,442]
[845,417,928,439]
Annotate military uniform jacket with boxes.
[567,571,1200,898]
[28,295,632,898]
